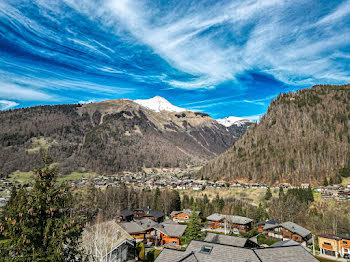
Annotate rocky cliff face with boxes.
[0,99,250,175]
[200,84,350,186]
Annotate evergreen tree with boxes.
[329,176,334,185]
[323,177,329,186]
[264,187,272,201]
[181,211,205,244]
[0,155,85,261]
[172,190,181,211]
[152,187,160,210]
[182,194,189,209]
[279,187,284,199]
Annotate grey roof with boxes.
[155,241,318,262]
[120,221,146,234]
[204,233,247,247]
[280,222,311,238]
[254,245,318,262]
[144,210,165,218]
[171,209,200,217]
[155,223,187,237]
[263,223,279,230]
[155,240,260,262]
[138,218,157,228]
[206,213,252,224]
[270,240,311,253]
[120,209,134,217]
[255,219,278,227]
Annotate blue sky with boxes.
[0,0,350,120]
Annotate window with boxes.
[200,245,213,255]
[324,242,332,246]
[343,241,348,245]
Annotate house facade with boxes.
[263,222,312,246]
[206,213,253,233]
[318,234,350,259]
[171,209,200,223]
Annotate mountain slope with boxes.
[0,98,250,175]
[200,84,350,186]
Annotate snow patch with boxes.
[134,96,187,112]
[216,116,252,127]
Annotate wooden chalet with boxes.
[255,219,278,232]
[206,213,253,233]
[263,221,312,246]
[116,210,134,222]
[170,209,201,223]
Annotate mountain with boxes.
[134,96,186,112]
[200,84,350,186]
[0,98,251,176]
[216,116,253,127]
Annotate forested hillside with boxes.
[0,99,249,175]
[200,84,350,186]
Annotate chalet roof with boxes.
[138,218,157,228]
[204,233,247,247]
[263,223,279,230]
[206,213,224,222]
[255,219,278,227]
[120,221,146,234]
[338,233,350,240]
[155,240,318,262]
[270,239,311,253]
[154,223,187,237]
[144,210,165,218]
[280,222,311,238]
[317,234,342,240]
[171,209,200,217]
[206,213,252,224]
[120,209,134,217]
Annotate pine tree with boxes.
[181,211,205,244]
[0,155,85,261]
[329,176,334,185]
[323,177,329,186]
[172,190,181,211]
[279,187,284,199]
[264,187,272,201]
[152,187,160,210]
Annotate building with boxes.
[143,210,165,222]
[255,219,278,232]
[134,207,152,218]
[116,210,134,222]
[81,220,136,262]
[206,213,253,233]
[263,222,312,246]
[121,219,187,247]
[204,232,259,248]
[318,234,350,259]
[170,209,201,223]
[155,239,318,261]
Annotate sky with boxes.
[0,0,350,120]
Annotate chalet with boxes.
[155,239,318,262]
[170,209,201,223]
[318,234,350,259]
[206,213,253,233]
[116,210,134,222]
[143,210,165,223]
[263,221,312,246]
[255,219,278,232]
[121,220,187,247]
[81,220,135,262]
[134,207,151,218]
[145,221,187,247]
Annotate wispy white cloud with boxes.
[0,82,55,101]
[242,114,263,122]
[0,100,19,110]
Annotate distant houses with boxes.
[206,213,253,233]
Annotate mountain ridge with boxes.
[0,98,252,176]
[200,84,350,186]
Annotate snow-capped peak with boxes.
[134,96,187,113]
[216,116,252,127]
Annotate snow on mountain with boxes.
[134,96,187,112]
[216,116,253,127]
